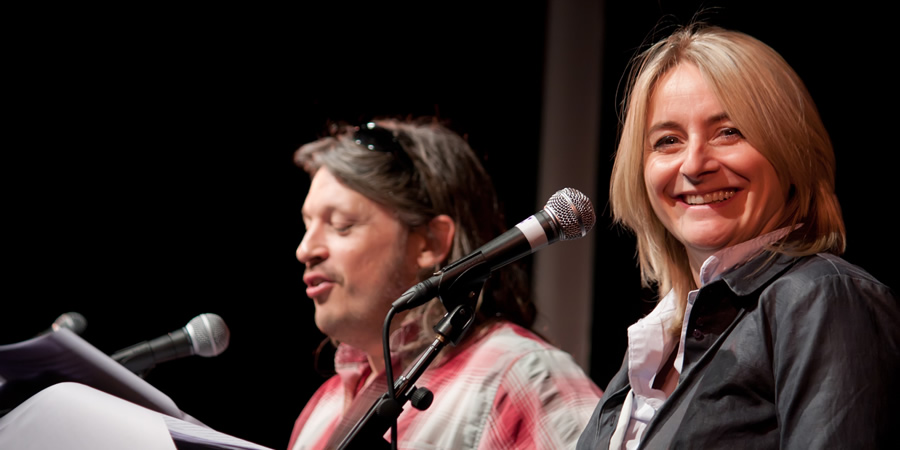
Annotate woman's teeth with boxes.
[684,190,735,205]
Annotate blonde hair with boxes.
[610,24,846,332]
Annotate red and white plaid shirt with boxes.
[288,321,602,450]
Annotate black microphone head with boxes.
[51,312,87,335]
[544,187,596,240]
[184,313,230,357]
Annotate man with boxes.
[288,118,601,449]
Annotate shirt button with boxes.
[692,329,704,340]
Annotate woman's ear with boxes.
[417,214,455,270]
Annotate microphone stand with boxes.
[336,276,485,450]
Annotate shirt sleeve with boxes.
[480,348,603,449]
[772,271,900,449]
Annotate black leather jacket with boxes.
[577,252,900,449]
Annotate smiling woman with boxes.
[577,23,900,449]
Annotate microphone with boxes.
[392,187,595,312]
[38,312,88,336]
[110,313,230,375]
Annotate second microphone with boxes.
[110,313,230,375]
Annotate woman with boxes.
[577,24,899,448]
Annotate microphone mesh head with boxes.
[545,187,596,240]
[185,313,230,357]
[53,312,87,335]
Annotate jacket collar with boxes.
[719,251,798,297]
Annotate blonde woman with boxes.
[577,24,899,449]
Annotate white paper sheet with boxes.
[0,329,275,450]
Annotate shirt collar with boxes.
[698,226,794,287]
[334,320,424,385]
[626,289,679,403]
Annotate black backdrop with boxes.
[3,2,895,449]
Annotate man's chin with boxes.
[313,314,353,342]
[313,314,335,337]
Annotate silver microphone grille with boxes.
[52,312,88,335]
[185,313,230,357]
[544,187,596,240]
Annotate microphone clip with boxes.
[434,253,490,314]
[392,250,492,314]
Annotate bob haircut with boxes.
[610,24,845,329]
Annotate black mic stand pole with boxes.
[336,278,484,450]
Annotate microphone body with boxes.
[478,208,561,270]
[393,188,595,312]
[111,313,230,374]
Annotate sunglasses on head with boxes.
[352,122,414,170]
[353,122,403,152]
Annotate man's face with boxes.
[296,168,423,349]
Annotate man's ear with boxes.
[417,214,455,270]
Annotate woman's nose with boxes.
[680,141,719,184]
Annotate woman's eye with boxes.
[720,127,744,138]
[652,135,680,150]
[709,127,746,146]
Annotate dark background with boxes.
[3,2,894,449]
